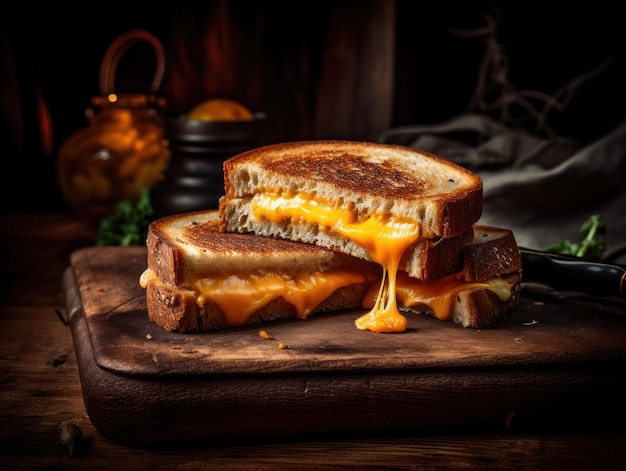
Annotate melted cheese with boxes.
[141,268,372,327]
[139,268,155,288]
[252,192,421,333]
[362,272,512,321]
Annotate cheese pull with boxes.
[252,192,421,333]
[361,272,512,324]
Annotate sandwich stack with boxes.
[141,140,522,333]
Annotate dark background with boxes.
[2,1,624,214]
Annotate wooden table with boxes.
[1,212,625,470]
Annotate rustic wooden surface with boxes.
[1,212,626,470]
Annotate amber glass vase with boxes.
[56,29,170,224]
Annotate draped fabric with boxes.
[381,113,626,263]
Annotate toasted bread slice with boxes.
[141,210,378,332]
[219,140,483,272]
[146,210,375,286]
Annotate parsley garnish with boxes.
[96,188,154,246]
[544,214,606,260]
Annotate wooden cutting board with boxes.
[63,246,626,447]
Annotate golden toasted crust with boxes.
[147,210,377,286]
[145,276,370,332]
[220,140,483,239]
[462,226,522,282]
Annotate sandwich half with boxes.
[218,140,484,332]
[140,210,378,332]
[139,211,521,333]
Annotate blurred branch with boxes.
[449,5,615,138]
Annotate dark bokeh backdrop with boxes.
[2,1,624,214]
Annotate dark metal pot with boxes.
[152,112,268,217]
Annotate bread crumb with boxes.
[505,411,516,428]
[259,330,275,340]
[59,420,84,456]
[146,333,152,339]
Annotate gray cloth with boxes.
[380,113,626,263]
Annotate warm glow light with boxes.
[107,93,118,103]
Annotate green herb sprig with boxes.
[96,188,154,247]
[545,214,606,260]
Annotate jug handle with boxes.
[99,29,165,96]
